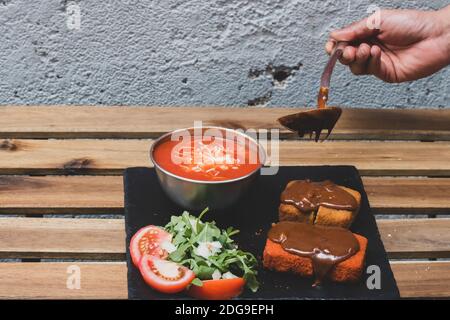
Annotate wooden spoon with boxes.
[278,42,347,141]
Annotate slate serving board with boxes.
[124,166,400,300]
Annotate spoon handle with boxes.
[317,41,347,109]
[320,41,347,88]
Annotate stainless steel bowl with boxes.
[150,126,266,210]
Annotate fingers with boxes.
[366,45,382,76]
[349,43,371,75]
[326,11,381,60]
[326,42,368,68]
[330,15,378,42]
[325,40,335,55]
[339,46,357,65]
[327,43,382,78]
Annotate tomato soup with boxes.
[153,133,261,181]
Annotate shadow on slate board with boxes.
[124,166,399,300]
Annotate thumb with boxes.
[330,15,379,42]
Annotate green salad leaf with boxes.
[164,208,259,292]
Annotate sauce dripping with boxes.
[281,180,358,213]
[278,106,342,141]
[277,42,346,141]
[268,221,360,286]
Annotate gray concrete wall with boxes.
[0,0,448,108]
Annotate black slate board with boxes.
[124,166,400,300]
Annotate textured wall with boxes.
[0,0,448,108]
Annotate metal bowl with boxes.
[150,126,266,210]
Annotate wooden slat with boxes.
[278,140,450,176]
[0,261,448,298]
[1,176,449,215]
[377,219,450,258]
[0,263,127,299]
[0,139,148,175]
[0,176,123,214]
[364,177,450,214]
[0,106,449,140]
[0,217,449,259]
[0,139,450,176]
[390,261,450,298]
[0,218,125,259]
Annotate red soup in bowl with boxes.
[150,127,266,210]
[153,128,262,182]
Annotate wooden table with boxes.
[0,106,449,299]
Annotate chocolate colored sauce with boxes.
[277,106,342,142]
[317,86,329,109]
[281,180,357,213]
[277,44,345,142]
[268,221,360,286]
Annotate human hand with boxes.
[326,6,450,83]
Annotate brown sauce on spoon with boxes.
[317,86,329,109]
[268,221,360,286]
[277,43,346,141]
[277,106,342,141]
[281,180,358,213]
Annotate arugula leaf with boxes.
[168,242,190,262]
[196,265,216,279]
[190,278,204,287]
[164,208,259,292]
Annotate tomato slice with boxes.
[130,225,172,267]
[187,278,245,300]
[139,255,195,294]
